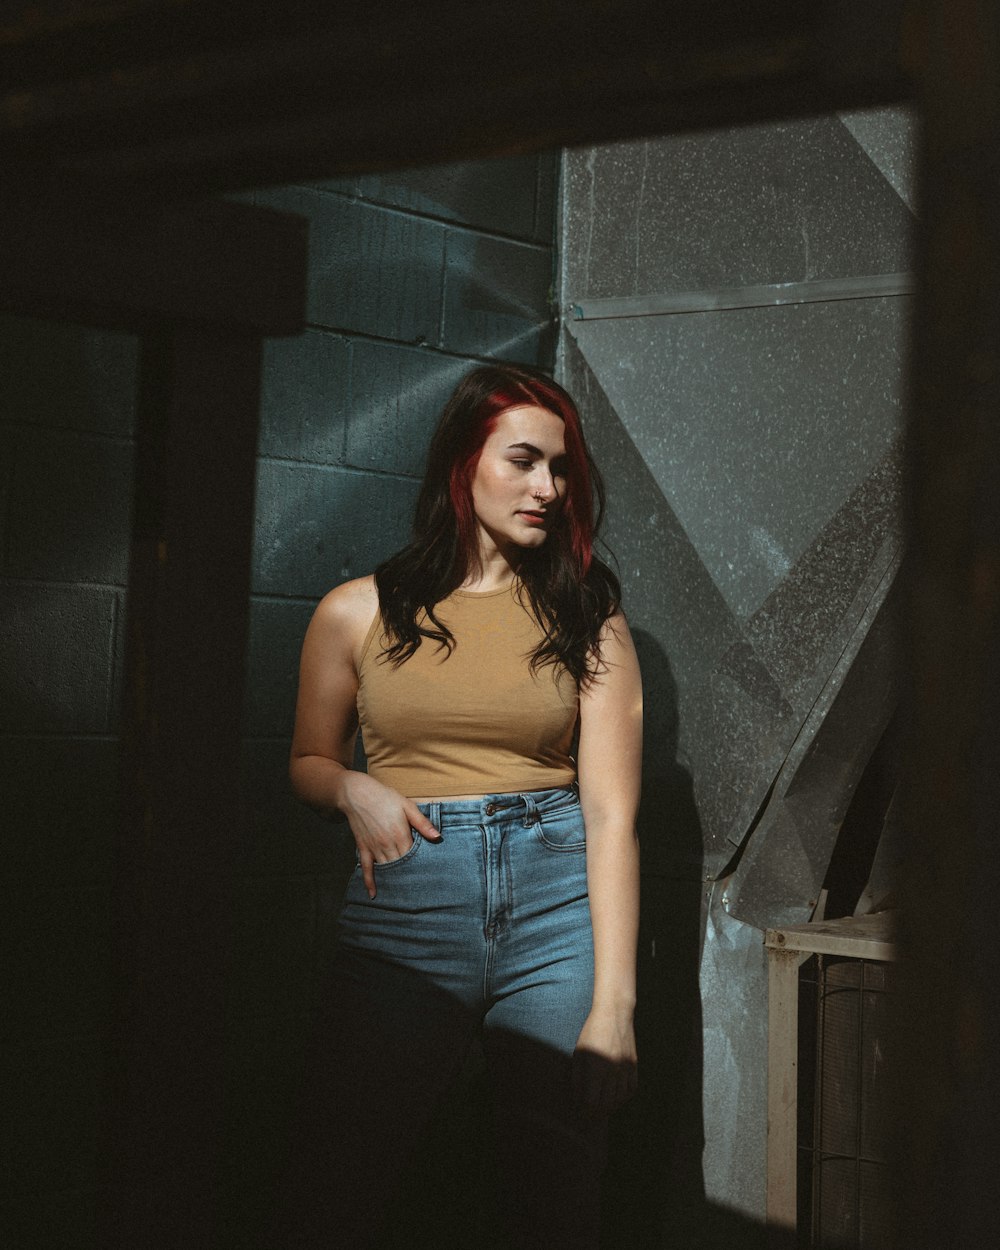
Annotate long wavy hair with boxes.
[374,363,621,683]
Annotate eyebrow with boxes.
[507,442,567,459]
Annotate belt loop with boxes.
[429,801,441,830]
[520,792,539,827]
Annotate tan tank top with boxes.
[356,583,579,797]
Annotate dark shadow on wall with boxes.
[601,628,712,1249]
[248,911,794,1250]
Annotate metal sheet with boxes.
[561,115,913,303]
[558,104,912,1225]
[699,894,770,1217]
[724,550,903,928]
[570,272,915,320]
[838,105,918,214]
[568,298,907,621]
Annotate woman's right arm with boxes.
[289,577,439,898]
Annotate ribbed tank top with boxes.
[356,583,579,797]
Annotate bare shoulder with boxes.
[308,575,379,655]
[581,610,640,702]
[601,609,632,641]
[597,609,637,661]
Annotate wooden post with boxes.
[101,327,265,1246]
[766,947,806,1239]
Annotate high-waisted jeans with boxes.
[277,786,605,1248]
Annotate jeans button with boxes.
[485,803,496,815]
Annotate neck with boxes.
[461,540,519,594]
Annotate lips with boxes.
[518,510,547,525]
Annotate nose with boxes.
[532,469,559,502]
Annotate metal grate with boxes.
[798,955,894,1249]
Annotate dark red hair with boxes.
[446,369,596,575]
[375,364,620,681]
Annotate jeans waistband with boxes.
[416,784,578,827]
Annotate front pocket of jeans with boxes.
[536,807,587,852]
[371,830,422,871]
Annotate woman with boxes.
[284,363,641,1248]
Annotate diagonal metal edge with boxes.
[568,273,915,321]
[722,539,903,925]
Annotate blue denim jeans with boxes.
[277,787,605,1248]
[340,786,594,1052]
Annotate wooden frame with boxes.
[764,912,897,1243]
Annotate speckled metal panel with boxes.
[561,115,913,304]
[724,552,903,928]
[564,333,904,872]
[698,896,773,1212]
[558,105,912,1223]
[570,297,906,620]
[838,106,918,214]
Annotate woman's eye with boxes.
[512,459,533,469]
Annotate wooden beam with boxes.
[0,196,307,335]
[895,2,1000,1247]
[765,912,898,962]
[101,326,266,1247]
[766,947,809,1242]
[0,2,915,197]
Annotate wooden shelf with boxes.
[765,910,897,962]
[765,910,897,1245]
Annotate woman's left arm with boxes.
[574,610,643,1113]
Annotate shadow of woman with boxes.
[600,628,709,1249]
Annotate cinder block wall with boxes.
[0,317,138,1249]
[0,153,557,1249]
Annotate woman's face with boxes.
[470,404,568,561]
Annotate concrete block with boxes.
[315,867,358,990]
[107,589,125,736]
[0,313,137,436]
[0,583,116,734]
[0,1036,103,1196]
[0,1187,98,1250]
[2,738,117,888]
[0,887,111,1041]
[228,876,317,1020]
[238,739,349,877]
[259,329,349,464]
[313,153,545,240]
[243,598,316,738]
[252,461,420,598]
[346,341,468,476]
[256,187,445,344]
[0,431,10,570]
[7,428,133,584]
[441,231,554,365]
[223,1011,313,1245]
